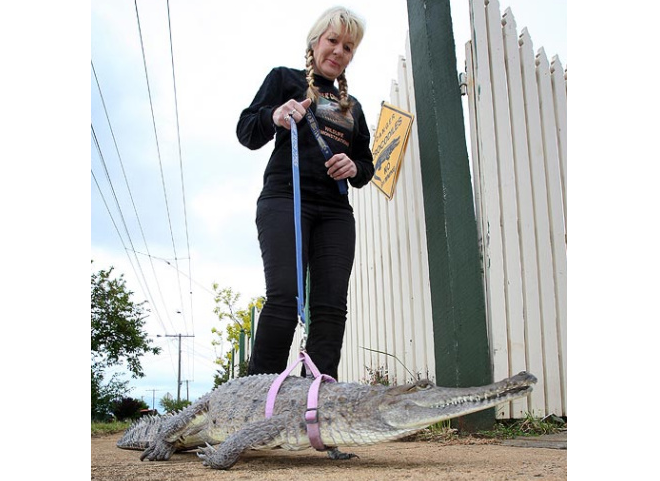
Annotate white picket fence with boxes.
[284,0,567,419]
[465,0,567,418]
[342,34,436,388]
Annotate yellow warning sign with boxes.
[371,102,414,200]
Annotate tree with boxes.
[91,367,129,421]
[91,262,161,420]
[211,285,264,386]
[160,393,191,413]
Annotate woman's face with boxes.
[312,26,355,81]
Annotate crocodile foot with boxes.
[197,442,240,470]
[139,440,177,461]
[327,447,360,460]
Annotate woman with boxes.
[236,7,374,380]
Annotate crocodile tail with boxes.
[116,414,172,450]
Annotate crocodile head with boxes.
[376,371,537,429]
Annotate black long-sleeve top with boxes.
[237,67,374,208]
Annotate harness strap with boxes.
[264,351,336,451]
[265,352,316,418]
[305,373,336,451]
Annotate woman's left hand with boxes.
[325,153,357,180]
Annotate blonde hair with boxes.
[305,7,366,111]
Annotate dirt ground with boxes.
[91,431,567,480]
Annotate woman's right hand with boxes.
[273,98,313,130]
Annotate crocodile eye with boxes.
[417,381,432,390]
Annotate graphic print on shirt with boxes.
[315,95,354,149]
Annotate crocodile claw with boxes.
[327,447,359,460]
[140,440,176,461]
[197,442,218,467]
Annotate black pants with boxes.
[248,197,356,380]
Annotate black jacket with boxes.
[237,67,374,207]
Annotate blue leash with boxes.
[290,116,306,339]
[289,111,348,348]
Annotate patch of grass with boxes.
[402,413,566,443]
[475,413,566,439]
[91,421,132,437]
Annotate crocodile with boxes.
[117,370,536,470]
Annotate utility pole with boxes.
[144,389,162,411]
[182,380,192,402]
[158,333,195,403]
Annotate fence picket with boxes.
[501,7,546,416]
[385,79,409,384]
[469,0,512,417]
[518,29,563,415]
[401,40,435,380]
[536,48,567,415]
[486,0,527,418]
[551,56,568,230]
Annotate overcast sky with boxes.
[88,0,567,410]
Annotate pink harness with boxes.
[264,351,336,451]
[261,114,337,451]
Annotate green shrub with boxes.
[110,397,149,421]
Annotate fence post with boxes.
[239,328,245,367]
[406,0,493,430]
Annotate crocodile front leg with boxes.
[140,439,177,461]
[197,418,286,470]
[140,397,210,461]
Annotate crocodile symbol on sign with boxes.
[373,136,401,183]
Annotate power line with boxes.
[92,126,163,322]
[92,161,178,369]
[166,0,195,343]
[91,61,176,336]
[134,0,190,340]
[166,1,195,376]
[93,3,202,379]
[92,126,175,336]
[91,169,148,301]
[132,250,216,297]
